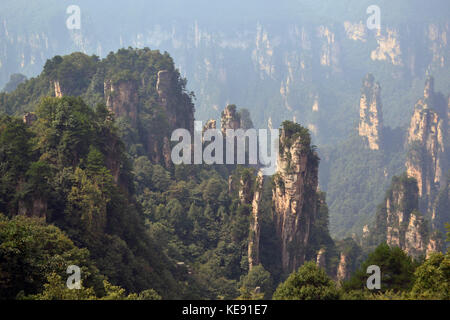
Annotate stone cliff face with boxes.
[53,80,63,97]
[236,169,264,271]
[369,174,442,259]
[202,119,217,132]
[358,74,383,150]
[371,28,403,66]
[103,69,194,167]
[1,9,448,142]
[316,247,326,270]
[336,253,350,282]
[406,76,448,229]
[248,171,264,270]
[104,80,139,126]
[220,104,241,135]
[44,63,195,171]
[156,70,194,133]
[272,123,320,273]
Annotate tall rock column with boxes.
[369,174,443,259]
[220,104,241,135]
[358,73,383,150]
[236,169,264,271]
[272,122,319,273]
[248,171,263,270]
[406,77,446,197]
[406,76,448,229]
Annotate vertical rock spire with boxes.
[272,121,319,273]
[358,73,384,150]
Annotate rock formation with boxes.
[103,69,194,167]
[220,104,241,135]
[406,76,448,230]
[358,73,383,150]
[236,169,264,270]
[53,80,63,97]
[272,121,320,273]
[336,253,350,282]
[104,79,139,126]
[316,248,326,270]
[202,119,217,132]
[370,174,442,259]
[248,171,264,270]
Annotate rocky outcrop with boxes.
[358,74,383,150]
[343,21,366,42]
[406,76,448,229]
[317,25,340,72]
[316,248,326,270]
[103,69,194,167]
[371,28,403,66]
[272,122,320,273]
[371,174,442,258]
[220,104,241,135]
[104,80,139,126]
[53,80,63,97]
[202,119,217,132]
[336,253,350,282]
[23,112,37,126]
[236,169,264,271]
[248,171,264,270]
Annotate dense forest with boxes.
[0,48,448,300]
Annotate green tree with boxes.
[239,265,273,299]
[410,252,450,299]
[0,214,104,299]
[273,262,339,300]
[343,243,417,293]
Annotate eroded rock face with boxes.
[371,28,402,66]
[316,248,326,270]
[336,253,349,282]
[53,80,63,97]
[358,73,383,150]
[272,123,319,273]
[235,170,264,270]
[371,174,442,259]
[343,21,366,42]
[203,119,217,132]
[104,80,139,126]
[248,171,264,270]
[220,104,241,135]
[406,76,448,228]
[156,70,195,133]
[103,69,194,168]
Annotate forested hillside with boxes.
[1,48,448,300]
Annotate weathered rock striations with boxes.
[370,174,442,259]
[104,79,139,126]
[358,73,383,150]
[236,169,264,270]
[220,104,241,135]
[316,248,326,270]
[248,170,264,270]
[406,76,448,230]
[272,121,320,273]
[103,69,194,167]
[336,252,350,282]
[202,119,217,132]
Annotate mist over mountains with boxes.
[0,1,449,301]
